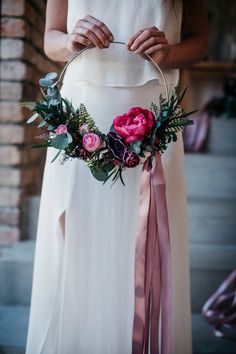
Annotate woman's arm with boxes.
[126,0,208,69]
[44,0,71,61]
[44,0,114,62]
[166,0,208,68]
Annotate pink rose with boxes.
[82,133,102,152]
[113,107,154,144]
[55,124,68,135]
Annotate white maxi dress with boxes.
[26,1,192,353]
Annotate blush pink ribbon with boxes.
[132,152,172,354]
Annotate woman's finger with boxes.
[135,36,168,54]
[130,29,165,51]
[126,30,144,48]
[68,33,92,49]
[144,43,170,55]
[84,15,114,41]
[76,20,109,47]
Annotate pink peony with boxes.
[113,107,154,144]
[55,124,68,135]
[82,133,102,152]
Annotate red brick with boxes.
[30,0,45,14]
[21,143,45,165]
[0,146,21,165]
[0,61,27,81]
[24,2,45,35]
[0,124,24,144]
[0,187,21,207]
[24,42,60,75]
[1,0,25,16]
[0,82,23,101]
[0,207,20,227]
[0,103,25,123]
[0,226,20,246]
[0,39,24,59]
[1,18,27,38]
[0,167,21,187]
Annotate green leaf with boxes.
[130,140,142,154]
[38,120,47,128]
[45,72,57,80]
[44,113,54,121]
[176,87,188,106]
[51,149,62,163]
[168,119,194,128]
[173,134,177,142]
[51,134,69,149]
[39,78,54,87]
[90,166,109,181]
[67,132,73,144]
[173,110,198,120]
[48,97,61,106]
[119,169,126,186]
[62,98,73,114]
[47,87,58,96]
[47,124,55,131]
[30,142,51,148]
[26,112,38,123]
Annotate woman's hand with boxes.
[67,15,114,53]
[126,27,171,68]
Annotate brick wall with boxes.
[0,0,61,246]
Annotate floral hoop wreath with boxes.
[24,41,194,186]
[23,42,195,354]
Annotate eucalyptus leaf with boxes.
[44,113,54,121]
[49,97,61,106]
[130,140,142,154]
[47,87,58,96]
[38,120,47,128]
[51,133,69,149]
[67,132,73,144]
[26,112,38,124]
[47,124,55,131]
[45,72,58,80]
[155,121,161,128]
[39,78,54,87]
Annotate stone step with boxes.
[192,313,236,354]
[187,198,236,244]
[189,244,236,270]
[208,117,236,156]
[190,268,233,313]
[184,154,236,200]
[0,241,35,305]
[189,244,236,312]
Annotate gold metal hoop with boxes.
[54,41,169,98]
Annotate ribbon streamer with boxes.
[132,152,172,354]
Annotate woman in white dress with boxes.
[26,1,207,353]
